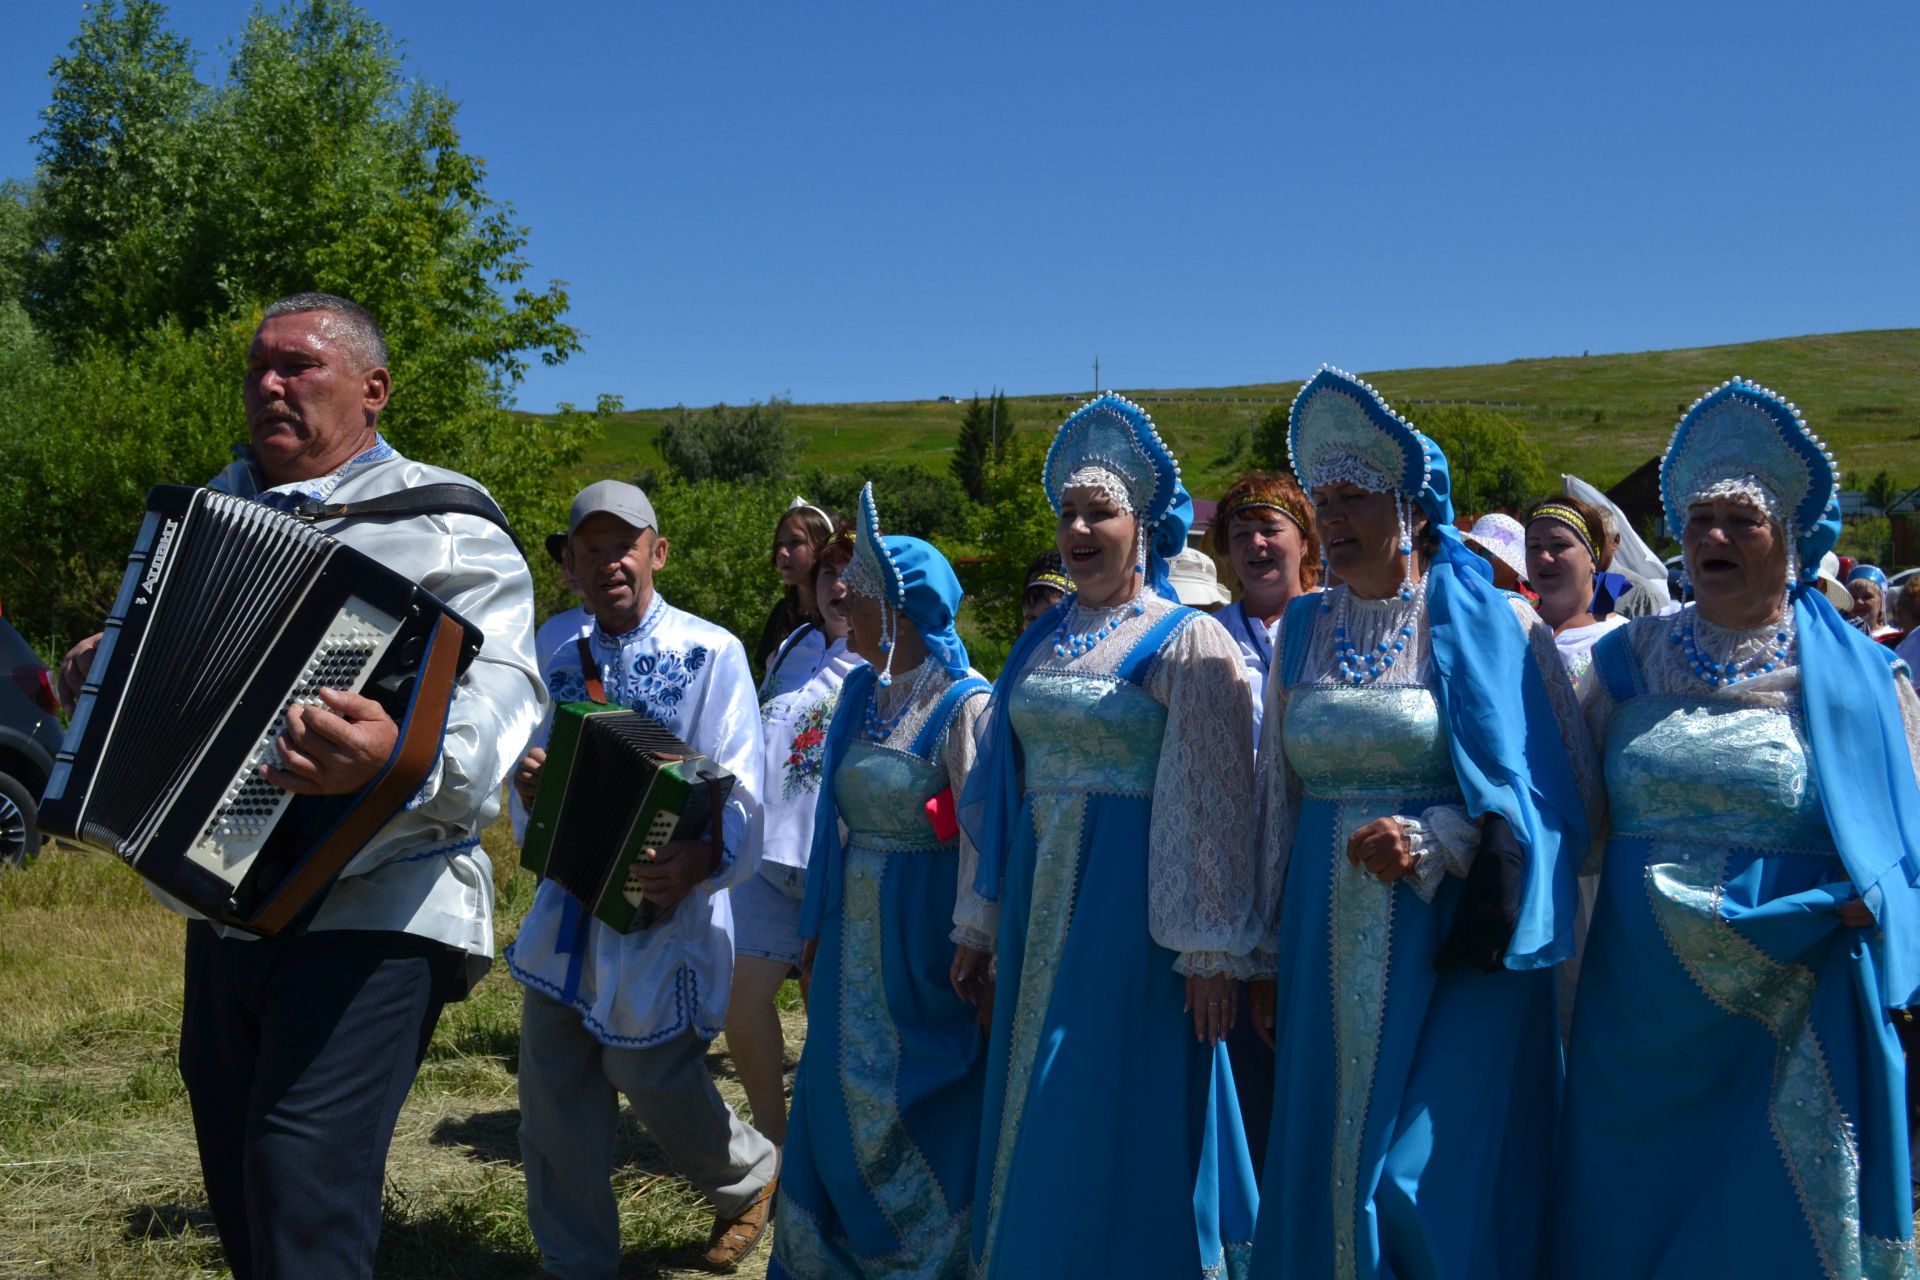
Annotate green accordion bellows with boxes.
[520,701,734,932]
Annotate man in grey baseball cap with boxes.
[566,479,657,540]
[509,477,780,1274]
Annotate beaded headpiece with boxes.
[1660,376,1839,587]
[1042,393,1192,601]
[845,482,907,684]
[1288,366,1434,502]
[1043,394,1181,524]
[1288,365,1449,607]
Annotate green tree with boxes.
[950,390,1017,503]
[1866,470,1898,516]
[1250,401,1292,470]
[26,0,207,346]
[799,463,971,540]
[1414,405,1548,516]
[646,478,793,652]
[656,398,798,484]
[0,0,603,639]
[951,395,992,502]
[961,433,1059,657]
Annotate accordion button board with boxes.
[39,484,483,934]
[521,702,736,932]
[191,600,401,885]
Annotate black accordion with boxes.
[40,484,483,934]
[520,702,734,931]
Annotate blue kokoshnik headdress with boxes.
[843,481,971,685]
[1849,564,1890,591]
[1662,377,1920,1008]
[1287,365,1587,969]
[1041,393,1194,601]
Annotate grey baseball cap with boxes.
[567,480,658,538]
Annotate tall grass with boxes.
[0,821,795,1278]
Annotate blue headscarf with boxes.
[1849,564,1890,591]
[799,482,971,937]
[1289,366,1589,969]
[1664,380,1920,1008]
[846,480,971,682]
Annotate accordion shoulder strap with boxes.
[291,484,526,559]
[575,636,608,704]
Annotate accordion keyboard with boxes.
[184,599,402,886]
[620,808,684,907]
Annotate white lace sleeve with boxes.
[1402,807,1481,902]
[1145,613,1262,978]
[1253,665,1301,979]
[947,688,998,951]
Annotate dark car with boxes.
[0,601,64,864]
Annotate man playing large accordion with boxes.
[57,292,545,1279]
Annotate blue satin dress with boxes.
[772,677,989,1280]
[1553,628,1918,1279]
[1254,616,1562,1279]
[972,607,1257,1280]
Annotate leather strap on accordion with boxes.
[247,611,468,934]
[575,636,608,705]
[291,484,527,559]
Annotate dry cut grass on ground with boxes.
[0,820,804,1278]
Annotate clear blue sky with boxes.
[3,1,1915,412]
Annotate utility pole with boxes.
[1094,356,1101,394]
[990,391,999,455]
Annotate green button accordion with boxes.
[520,702,734,931]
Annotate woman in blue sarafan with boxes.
[960,394,1263,1279]
[1553,379,1920,1279]
[770,482,997,1280]
[1248,367,1598,1280]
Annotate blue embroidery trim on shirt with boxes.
[389,836,481,866]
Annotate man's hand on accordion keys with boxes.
[623,839,720,915]
[264,687,400,796]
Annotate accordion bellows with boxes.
[40,485,482,934]
[520,702,734,932]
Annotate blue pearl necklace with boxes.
[863,662,934,741]
[1330,584,1422,686]
[1054,597,1147,659]
[1671,612,1790,688]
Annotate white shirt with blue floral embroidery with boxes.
[506,592,764,1048]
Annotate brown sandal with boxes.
[701,1175,777,1272]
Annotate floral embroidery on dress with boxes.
[779,692,839,800]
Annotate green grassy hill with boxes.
[567,328,1920,499]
